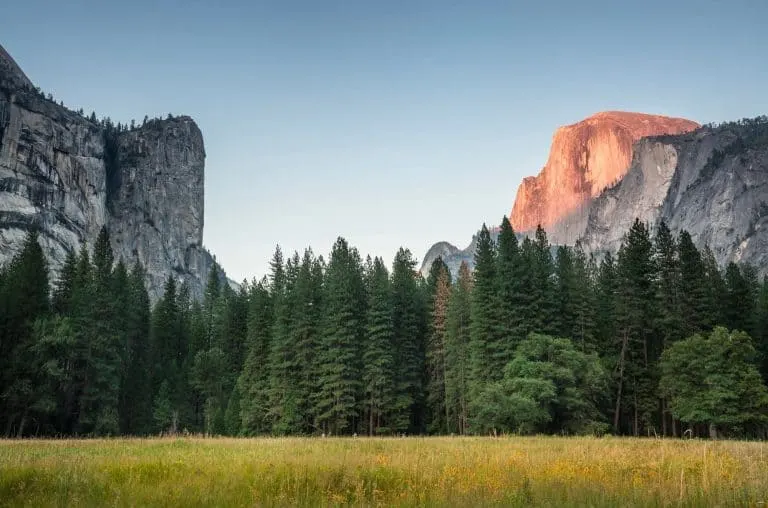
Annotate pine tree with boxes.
[362,257,395,435]
[654,221,682,346]
[149,276,185,433]
[531,225,556,335]
[426,261,451,434]
[595,251,618,357]
[724,262,755,333]
[52,250,77,315]
[613,219,658,436]
[554,245,575,339]
[445,261,472,434]
[268,251,303,434]
[238,277,274,435]
[495,217,524,363]
[756,277,768,383]
[77,227,122,436]
[678,231,711,335]
[702,246,727,327]
[468,224,497,425]
[118,261,152,434]
[0,230,49,436]
[390,247,428,434]
[570,242,597,351]
[315,238,365,434]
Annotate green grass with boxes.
[1,436,767,506]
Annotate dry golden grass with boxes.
[1,436,766,506]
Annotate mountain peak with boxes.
[0,43,34,90]
[510,111,699,232]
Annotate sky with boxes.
[3,0,768,282]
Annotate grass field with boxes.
[1,436,767,507]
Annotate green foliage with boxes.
[474,333,608,436]
[468,224,497,424]
[362,257,395,435]
[315,238,366,435]
[445,262,472,435]
[661,327,768,437]
[5,218,768,440]
[390,247,428,434]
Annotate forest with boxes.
[1,217,767,439]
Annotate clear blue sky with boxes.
[3,0,767,282]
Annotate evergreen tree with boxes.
[238,277,274,435]
[315,238,365,434]
[595,252,618,356]
[654,221,682,346]
[77,227,122,435]
[554,245,575,339]
[445,262,472,434]
[426,261,451,434]
[52,250,77,315]
[362,257,395,435]
[531,225,557,335]
[149,276,185,432]
[268,252,303,434]
[468,224,498,426]
[495,217,525,362]
[0,230,49,436]
[724,262,755,334]
[613,219,658,436]
[390,247,428,434]
[677,231,710,335]
[118,261,152,434]
[570,242,597,351]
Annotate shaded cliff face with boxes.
[109,117,215,298]
[0,44,218,300]
[510,111,699,233]
[577,119,768,272]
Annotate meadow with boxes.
[1,436,767,507]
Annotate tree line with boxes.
[1,218,767,438]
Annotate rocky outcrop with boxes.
[423,115,768,278]
[0,43,221,300]
[576,118,768,272]
[420,237,484,280]
[510,111,699,234]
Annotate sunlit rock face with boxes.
[510,111,699,236]
[0,43,220,301]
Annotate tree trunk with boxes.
[709,423,718,440]
[613,331,629,433]
[661,399,668,437]
[17,410,28,438]
[369,406,374,437]
[633,382,639,437]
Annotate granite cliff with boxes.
[0,43,220,300]
[573,117,768,272]
[510,112,698,235]
[423,114,768,278]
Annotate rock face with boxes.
[575,119,768,272]
[510,111,699,235]
[423,115,768,278]
[0,43,220,300]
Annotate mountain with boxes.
[0,43,222,300]
[422,113,768,278]
[567,117,768,271]
[420,233,493,280]
[510,111,699,234]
